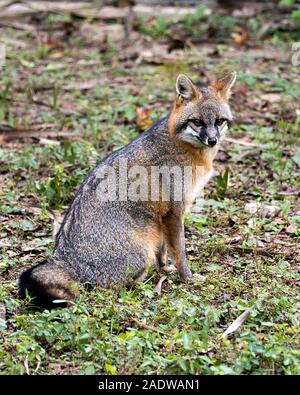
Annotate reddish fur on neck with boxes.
[168,96,183,136]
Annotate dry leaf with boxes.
[286,225,297,235]
[38,138,60,145]
[244,201,280,218]
[221,308,252,338]
[232,27,250,46]
[135,107,153,131]
[49,50,64,60]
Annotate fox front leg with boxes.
[156,240,168,267]
[156,241,176,273]
[162,213,193,281]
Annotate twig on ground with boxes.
[24,357,30,375]
[34,360,41,374]
[154,275,167,295]
[0,129,81,140]
[224,137,258,147]
[131,317,166,335]
[221,308,252,338]
[227,244,294,258]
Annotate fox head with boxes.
[168,72,236,148]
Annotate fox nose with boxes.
[207,137,217,146]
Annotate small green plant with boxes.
[52,83,60,111]
[183,5,207,25]
[0,80,10,123]
[291,7,300,23]
[138,16,170,38]
[215,168,230,197]
[45,12,72,25]
[279,0,295,6]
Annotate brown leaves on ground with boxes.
[231,26,250,46]
[135,107,153,131]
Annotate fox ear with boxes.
[176,74,198,100]
[210,71,236,100]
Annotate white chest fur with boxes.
[184,167,214,213]
[193,168,214,200]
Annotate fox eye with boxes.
[215,118,227,126]
[191,119,205,127]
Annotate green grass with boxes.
[0,7,299,375]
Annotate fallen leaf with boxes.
[49,50,64,60]
[231,27,250,46]
[286,225,297,235]
[135,107,153,131]
[38,138,60,146]
[244,201,281,218]
[221,308,252,338]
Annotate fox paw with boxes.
[161,264,176,273]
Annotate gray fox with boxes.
[19,71,236,307]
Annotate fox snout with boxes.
[180,120,227,148]
[201,126,219,147]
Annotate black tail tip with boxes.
[19,264,74,309]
